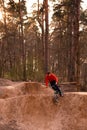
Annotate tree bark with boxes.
[44,0,49,73]
[19,0,26,81]
[74,0,80,91]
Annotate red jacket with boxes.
[45,73,58,86]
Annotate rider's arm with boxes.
[45,75,49,87]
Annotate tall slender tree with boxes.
[44,0,49,73]
[19,0,26,80]
[74,0,81,90]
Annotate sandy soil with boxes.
[0,79,87,130]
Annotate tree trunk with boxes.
[19,0,26,81]
[44,0,49,73]
[74,0,80,91]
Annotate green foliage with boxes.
[80,9,87,25]
[7,0,27,17]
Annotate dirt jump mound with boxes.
[0,81,87,130]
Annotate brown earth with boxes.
[0,79,87,130]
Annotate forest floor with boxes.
[0,78,87,130]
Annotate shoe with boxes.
[54,91,58,94]
[60,93,64,97]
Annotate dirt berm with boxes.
[0,81,87,130]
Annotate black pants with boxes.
[50,80,62,96]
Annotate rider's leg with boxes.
[53,84,63,97]
[50,80,63,96]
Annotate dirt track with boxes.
[0,81,87,130]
